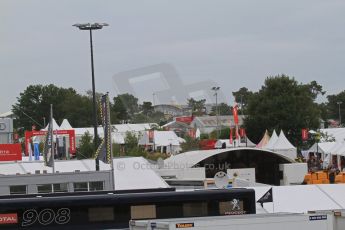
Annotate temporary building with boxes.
[320,128,345,142]
[0,157,169,191]
[138,131,184,154]
[247,184,345,213]
[268,130,297,160]
[264,130,278,150]
[257,130,270,148]
[307,142,337,167]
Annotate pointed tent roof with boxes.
[271,130,296,150]
[245,137,257,147]
[256,130,270,148]
[264,130,278,149]
[60,119,73,130]
[43,118,60,131]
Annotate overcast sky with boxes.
[1,0,345,113]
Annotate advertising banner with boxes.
[0,144,22,161]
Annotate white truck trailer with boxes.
[130,213,334,230]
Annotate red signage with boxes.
[188,129,196,139]
[240,128,246,137]
[24,130,76,156]
[199,139,217,150]
[175,116,194,124]
[232,105,239,125]
[148,130,154,143]
[0,213,18,224]
[0,144,22,161]
[302,128,309,141]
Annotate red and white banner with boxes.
[0,144,22,161]
[148,130,154,143]
[188,129,196,139]
[240,128,246,137]
[229,128,233,144]
[24,130,76,155]
[0,213,18,224]
[235,126,240,140]
[302,128,309,141]
[232,104,239,125]
[176,116,194,124]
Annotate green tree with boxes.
[76,131,94,159]
[12,84,95,131]
[232,87,254,114]
[326,91,345,126]
[181,136,200,152]
[112,94,139,122]
[141,101,154,116]
[210,127,230,139]
[245,75,321,147]
[124,131,145,157]
[210,103,231,116]
[187,98,206,116]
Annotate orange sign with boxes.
[0,213,18,224]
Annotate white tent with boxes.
[195,128,201,139]
[241,137,257,147]
[60,119,73,130]
[247,184,345,213]
[268,130,297,160]
[0,157,170,191]
[257,130,270,148]
[264,130,278,150]
[43,118,60,131]
[138,131,183,154]
[320,128,345,142]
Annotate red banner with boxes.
[0,213,18,224]
[232,105,239,125]
[176,116,194,124]
[188,129,196,139]
[235,126,240,140]
[148,130,154,143]
[240,128,246,137]
[24,130,76,155]
[229,128,233,144]
[199,139,217,150]
[302,128,309,141]
[0,144,22,161]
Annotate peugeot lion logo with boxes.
[0,123,6,131]
[231,199,241,211]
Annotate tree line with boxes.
[12,75,345,150]
[12,84,167,132]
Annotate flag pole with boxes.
[272,187,275,213]
[50,104,55,173]
[108,93,115,191]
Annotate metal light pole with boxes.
[211,86,220,139]
[73,23,108,171]
[337,101,342,126]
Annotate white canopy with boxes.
[43,118,60,131]
[308,142,337,155]
[139,131,182,146]
[248,184,345,213]
[264,130,278,149]
[60,119,73,130]
[0,157,169,191]
[320,128,345,142]
[268,130,297,160]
